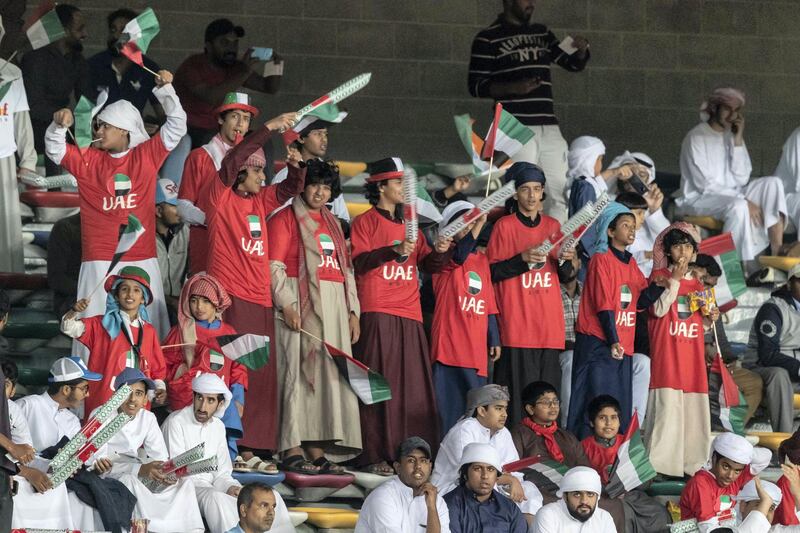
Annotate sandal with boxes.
[312,456,346,475]
[280,454,321,475]
[243,456,279,474]
[232,455,254,472]
[361,461,394,477]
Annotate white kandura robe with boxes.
[676,121,787,261]
[87,407,204,533]
[737,510,800,533]
[628,208,670,278]
[531,499,617,533]
[355,476,451,533]
[8,398,74,530]
[161,406,296,533]
[431,417,543,516]
[774,126,800,234]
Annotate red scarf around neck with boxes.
[522,417,564,463]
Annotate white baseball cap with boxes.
[48,356,103,383]
[155,178,178,206]
[788,263,800,281]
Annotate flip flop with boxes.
[281,454,321,475]
[233,455,255,472]
[244,456,279,474]
[361,462,394,477]
[311,457,346,475]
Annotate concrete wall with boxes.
[64,0,800,174]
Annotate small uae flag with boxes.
[283,102,348,145]
[105,214,145,275]
[119,8,160,66]
[74,88,108,149]
[467,271,482,295]
[605,411,657,498]
[516,457,569,492]
[415,181,442,225]
[620,285,632,310]
[480,103,535,165]
[114,173,132,196]
[710,353,747,435]
[319,233,335,256]
[698,233,747,312]
[247,215,262,238]
[325,342,391,405]
[214,333,270,370]
[453,114,513,176]
[676,296,691,320]
[24,2,65,50]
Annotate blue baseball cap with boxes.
[113,367,156,391]
[155,178,178,206]
[48,356,103,383]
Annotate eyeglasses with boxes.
[536,399,560,408]
[72,384,90,393]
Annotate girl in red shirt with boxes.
[350,157,452,474]
[61,266,167,418]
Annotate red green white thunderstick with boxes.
[402,169,418,242]
[295,73,371,120]
[439,180,517,239]
[142,456,219,493]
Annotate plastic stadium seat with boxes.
[749,432,792,452]
[346,202,371,218]
[3,308,60,339]
[20,191,80,208]
[682,215,723,232]
[646,480,686,497]
[232,471,286,487]
[795,393,800,410]
[289,507,359,529]
[282,472,355,502]
[0,273,47,290]
[759,256,800,272]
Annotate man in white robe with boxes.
[737,478,800,533]
[161,373,295,533]
[88,368,204,533]
[6,359,75,530]
[356,437,450,533]
[431,385,543,524]
[532,466,616,533]
[774,127,800,236]
[676,87,787,267]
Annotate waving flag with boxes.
[119,8,160,66]
[510,456,569,492]
[698,232,746,312]
[325,342,391,405]
[74,88,108,149]
[454,114,514,176]
[24,2,65,50]
[105,214,145,275]
[606,411,657,497]
[710,353,747,435]
[214,333,270,370]
[480,103,534,164]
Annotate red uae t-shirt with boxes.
[350,207,430,322]
[575,248,647,355]
[486,213,565,349]
[430,252,498,376]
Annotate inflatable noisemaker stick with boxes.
[402,168,418,243]
[49,412,132,487]
[160,442,206,474]
[17,169,78,189]
[144,456,219,494]
[439,180,516,239]
[294,73,371,123]
[50,383,132,470]
[556,192,612,264]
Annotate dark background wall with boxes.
[37,0,800,174]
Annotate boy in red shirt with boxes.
[45,69,187,342]
[430,201,499,436]
[61,266,167,418]
[565,202,665,439]
[486,162,575,426]
[350,157,452,475]
[680,432,771,529]
[204,110,301,459]
[178,92,258,274]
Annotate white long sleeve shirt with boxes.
[677,121,752,206]
[775,126,800,196]
[8,399,33,446]
[532,499,617,533]
[161,405,239,493]
[16,393,80,451]
[355,476,451,533]
[87,407,167,478]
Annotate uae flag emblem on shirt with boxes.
[24,2,66,50]
[326,342,391,405]
[620,285,632,310]
[319,234,335,256]
[676,296,691,320]
[209,349,225,372]
[710,353,747,435]
[114,174,131,197]
[247,215,262,238]
[467,271,482,295]
[214,334,270,370]
[605,411,657,498]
